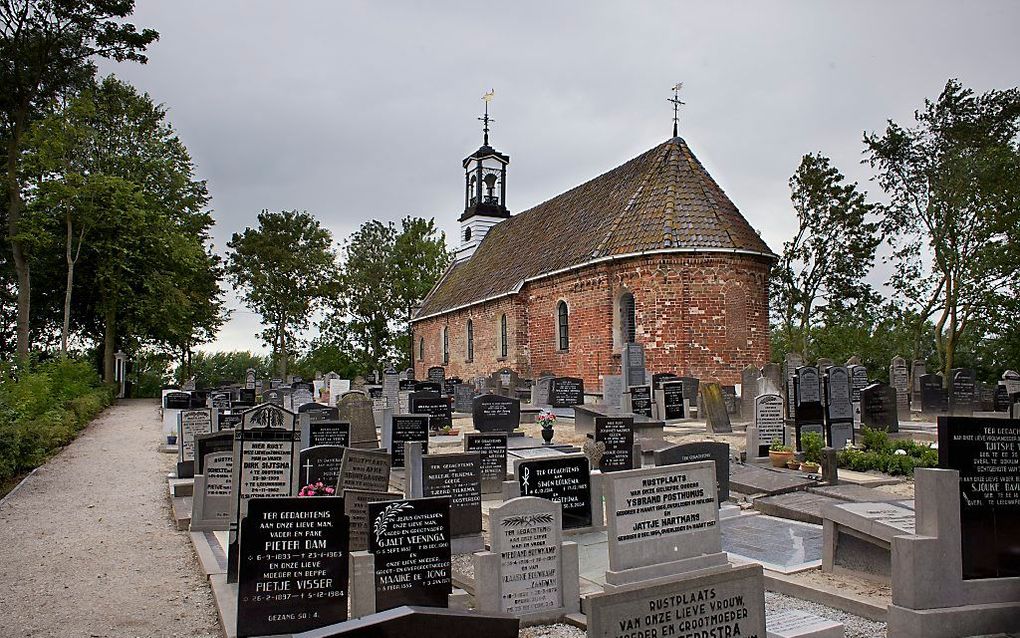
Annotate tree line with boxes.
[772,79,1020,384]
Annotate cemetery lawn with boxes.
[0,399,220,638]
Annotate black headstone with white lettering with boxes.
[595,416,634,473]
[388,414,429,469]
[653,441,730,504]
[237,496,349,637]
[413,382,442,396]
[938,416,1020,579]
[305,420,350,449]
[463,432,507,493]
[794,366,824,450]
[410,395,452,430]
[660,380,685,420]
[427,366,446,386]
[517,456,592,530]
[548,377,584,408]
[420,453,482,537]
[627,385,653,418]
[165,391,191,410]
[823,366,854,449]
[860,382,899,432]
[920,373,948,416]
[298,446,346,489]
[471,394,520,433]
[368,497,452,612]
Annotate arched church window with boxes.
[418,337,425,361]
[443,327,449,364]
[466,319,474,362]
[557,301,569,351]
[500,313,508,358]
[621,292,636,344]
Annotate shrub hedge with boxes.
[836,426,938,476]
[0,359,115,486]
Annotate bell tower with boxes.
[455,90,510,261]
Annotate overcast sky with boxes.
[99,1,1020,354]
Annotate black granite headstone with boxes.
[410,395,452,430]
[471,394,520,433]
[298,446,346,488]
[860,382,899,432]
[548,377,584,407]
[194,431,234,476]
[307,421,350,448]
[919,373,948,415]
[164,391,191,410]
[389,414,429,469]
[653,441,730,503]
[368,497,451,612]
[299,403,340,419]
[427,366,446,386]
[237,496,349,637]
[627,385,653,417]
[595,416,634,472]
[290,606,519,638]
[238,388,256,405]
[517,456,592,530]
[421,453,482,537]
[938,416,1020,579]
[794,366,824,449]
[463,432,507,492]
[660,380,685,420]
[823,366,854,448]
[994,384,1011,412]
[413,382,442,396]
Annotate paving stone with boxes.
[754,491,845,525]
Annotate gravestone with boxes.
[464,432,507,493]
[299,445,346,488]
[452,384,474,413]
[595,415,634,473]
[766,610,844,638]
[949,368,977,416]
[489,367,518,397]
[994,383,1011,412]
[194,430,234,476]
[343,490,401,552]
[236,496,349,637]
[191,449,234,532]
[740,365,761,421]
[410,395,452,430]
[295,606,519,638]
[548,377,584,408]
[228,403,300,582]
[515,455,593,530]
[368,497,451,612]
[244,368,256,390]
[626,384,653,417]
[860,382,899,432]
[762,362,783,395]
[336,449,391,494]
[784,352,805,421]
[216,411,243,432]
[938,416,1020,578]
[919,373,948,416]
[911,360,927,412]
[794,366,824,449]
[602,375,624,408]
[700,382,732,433]
[209,392,231,410]
[338,393,378,448]
[301,420,350,450]
[823,365,854,449]
[1003,370,1020,396]
[473,497,580,623]
[471,394,519,433]
[532,376,553,406]
[413,381,441,396]
[382,367,400,415]
[622,342,646,388]
[651,372,680,390]
[177,408,212,479]
[262,388,284,407]
[399,379,415,391]
[752,393,785,457]
[585,563,766,638]
[721,385,740,418]
[427,366,446,386]
[658,380,685,420]
[443,376,463,398]
[409,452,482,540]
[291,387,314,410]
[848,364,869,425]
[680,376,700,411]
[384,414,429,469]
[602,461,724,584]
[889,356,910,417]
[653,442,730,504]
[328,378,350,405]
[298,402,339,420]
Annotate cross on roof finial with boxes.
[479,89,495,146]
[668,82,685,137]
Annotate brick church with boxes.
[411,111,775,389]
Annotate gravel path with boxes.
[0,399,220,638]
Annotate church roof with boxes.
[414,136,776,321]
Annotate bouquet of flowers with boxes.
[298,481,335,497]
[537,410,557,429]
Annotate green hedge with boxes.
[0,359,115,486]
[836,426,938,476]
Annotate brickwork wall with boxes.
[413,253,772,388]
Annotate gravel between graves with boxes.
[0,399,221,638]
[765,590,886,638]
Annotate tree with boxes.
[772,153,880,359]
[1,0,157,363]
[226,210,336,377]
[865,79,1020,383]
[324,216,448,371]
[21,77,223,380]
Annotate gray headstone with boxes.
[740,365,761,422]
[700,382,732,433]
[602,375,624,408]
[342,489,401,552]
[753,393,785,457]
[338,393,378,448]
[889,356,910,417]
[336,448,391,494]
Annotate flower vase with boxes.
[541,424,554,444]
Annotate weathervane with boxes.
[480,89,495,145]
[668,82,685,137]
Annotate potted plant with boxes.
[800,431,824,473]
[537,410,556,444]
[768,440,794,468]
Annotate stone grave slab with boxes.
[753,490,846,525]
[300,417,348,449]
[191,450,234,532]
[821,500,916,584]
[700,381,732,432]
[548,377,583,407]
[766,610,844,638]
[721,513,823,573]
[409,451,482,540]
[290,606,519,638]
[654,441,730,503]
[514,455,593,531]
[594,415,634,472]
[657,380,685,420]
[625,384,652,417]
[808,484,902,503]
[194,431,234,476]
[729,463,817,496]
[586,562,766,638]
[410,395,452,430]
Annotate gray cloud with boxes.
[99,0,1020,352]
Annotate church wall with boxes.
[413,252,771,390]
